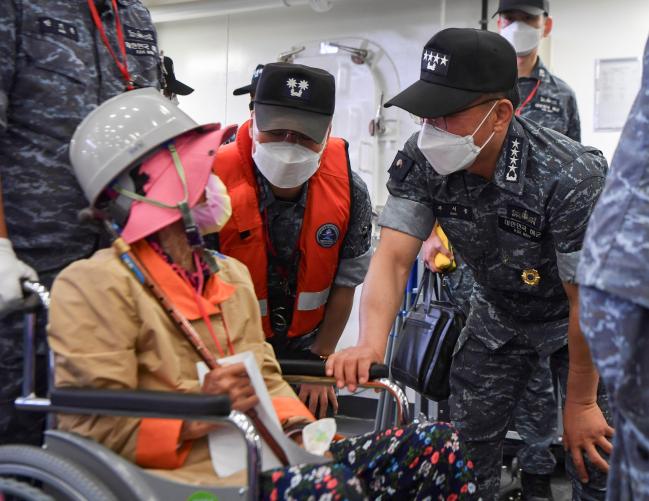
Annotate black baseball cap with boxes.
[493,0,549,16]
[162,56,194,96]
[253,62,335,144]
[233,64,265,96]
[385,28,518,118]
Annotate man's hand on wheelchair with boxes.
[298,383,338,419]
[421,230,453,273]
[325,345,382,393]
[180,363,259,442]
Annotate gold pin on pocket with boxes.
[521,268,541,286]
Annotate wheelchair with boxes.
[0,282,411,501]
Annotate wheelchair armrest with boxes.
[50,388,231,417]
[278,359,389,380]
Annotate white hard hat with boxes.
[69,87,201,207]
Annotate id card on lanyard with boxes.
[87,0,135,91]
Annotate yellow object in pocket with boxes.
[433,224,457,272]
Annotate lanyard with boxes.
[87,0,134,90]
[515,79,541,117]
[170,250,235,358]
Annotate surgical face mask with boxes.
[417,101,497,176]
[500,21,543,56]
[190,174,232,235]
[251,121,322,189]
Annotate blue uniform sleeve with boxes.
[548,152,607,283]
[0,1,17,134]
[378,132,437,240]
[334,171,373,287]
[566,91,581,143]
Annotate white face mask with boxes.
[500,21,544,56]
[251,121,323,189]
[190,174,232,235]
[417,101,497,176]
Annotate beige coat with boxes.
[48,242,312,486]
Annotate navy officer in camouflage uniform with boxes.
[327,28,613,499]
[578,35,649,501]
[0,0,160,445]
[422,1,582,496]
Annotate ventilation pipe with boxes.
[149,0,337,24]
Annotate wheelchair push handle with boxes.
[0,280,50,319]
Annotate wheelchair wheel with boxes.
[0,446,116,501]
[0,477,54,501]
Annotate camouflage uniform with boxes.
[578,36,649,501]
[253,168,372,357]
[517,57,581,142]
[445,57,583,479]
[380,116,611,499]
[0,0,160,444]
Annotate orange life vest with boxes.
[213,120,352,339]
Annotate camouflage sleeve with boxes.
[548,155,606,283]
[378,132,437,240]
[0,1,17,133]
[566,90,581,143]
[335,171,372,287]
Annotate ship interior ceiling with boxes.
[0,0,647,499]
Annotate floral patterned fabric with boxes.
[260,422,478,500]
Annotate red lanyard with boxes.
[87,0,134,90]
[515,79,541,117]
[174,252,236,358]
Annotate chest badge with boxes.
[521,268,541,286]
[316,223,340,248]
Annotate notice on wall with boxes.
[594,57,642,131]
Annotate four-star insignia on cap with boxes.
[421,49,450,76]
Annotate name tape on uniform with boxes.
[39,17,79,42]
[124,24,158,57]
[498,204,542,241]
[532,95,562,115]
[434,202,474,221]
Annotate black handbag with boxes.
[390,269,466,401]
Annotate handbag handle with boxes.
[420,268,462,312]
[421,268,436,315]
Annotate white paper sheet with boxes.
[197,351,330,476]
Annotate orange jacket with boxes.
[49,242,315,484]
[214,120,352,339]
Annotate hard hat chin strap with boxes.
[114,143,219,272]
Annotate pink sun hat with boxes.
[120,124,236,244]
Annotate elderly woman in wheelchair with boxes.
[14,89,477,500]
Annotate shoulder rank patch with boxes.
[388,150,414,183]
[504,136,524,184]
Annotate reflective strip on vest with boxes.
[297,288,331,311]
[259,299,268,316]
